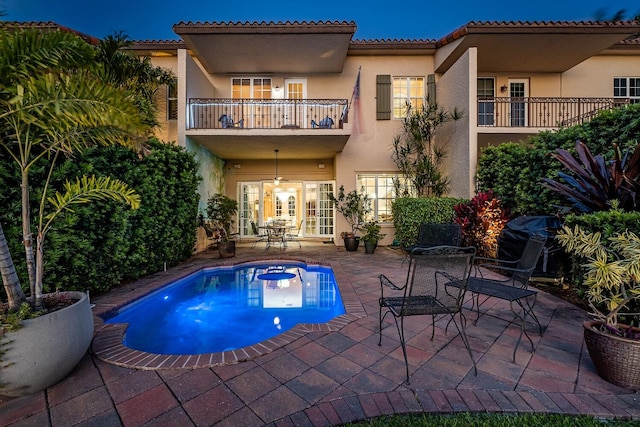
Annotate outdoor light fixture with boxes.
[500,85,508,93]
[273,149,283,185]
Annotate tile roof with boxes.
[436,20,640,47]
[0,20,100,44]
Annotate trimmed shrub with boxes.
[392,196,467,248]
[0,139,200,296]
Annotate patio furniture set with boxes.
[251,219,303,250]
[380,223,546,384]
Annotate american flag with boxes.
[349,66,362,134]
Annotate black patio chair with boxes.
[403,223,462,263]
[465,234,547,362]
[250,221,269,248]
[285,220,304,248]
[379,245,477,384]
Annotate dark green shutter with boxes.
[427,74,436,105]
[376,75,391,120]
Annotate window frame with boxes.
[356,173,401,223]
[166,79,178,121]
[614,77,640,104]
[392,76,425,119]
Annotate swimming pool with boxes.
[104,261,345,355]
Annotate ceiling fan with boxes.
[273,149,286,185]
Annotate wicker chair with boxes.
[379,245,477,384]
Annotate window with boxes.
[477,78,495,126]
[232,78,272,99]
[393,77,424,119]
[167,79,177,120]
[614,77,640,104]
[357,174,399,222]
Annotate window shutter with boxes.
[376,75,391,120]
[427,74,436,105]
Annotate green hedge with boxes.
[392,197,467,247]
[0,139,201,296]
[477,104,640,216]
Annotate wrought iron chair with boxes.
[466,234,547,362]
[285,220,304,248]
[379,245,477,384]
[403,223,462,263]
[250,221,269,248]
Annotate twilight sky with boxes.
[4,0,639,41]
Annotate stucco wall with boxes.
[436,48,476,199]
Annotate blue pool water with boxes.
[104,262,345,355]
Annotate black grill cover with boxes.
[497,216,569,279]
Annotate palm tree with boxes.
[94,32,175,129]
[0,27,149,310]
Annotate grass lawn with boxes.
[346,413,637,426]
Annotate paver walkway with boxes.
[1,241,639,426]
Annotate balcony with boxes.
[185,98,351,160]
[187,98,349,130]
[477,97,628,129]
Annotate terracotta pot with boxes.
[583,320,640,390]
[0,291,94,397]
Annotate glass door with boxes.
[509,79,529,127]
[239,183,261,238]
[284,78,306,128]
[477,78,495,126]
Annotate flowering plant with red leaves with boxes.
[454,190,510,258]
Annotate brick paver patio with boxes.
[1,241,638,426]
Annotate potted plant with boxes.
[360,220,386,254]
[0,29,146,396]
[206,193,239,258]
[328,185,372,251]
[556,223,640,389]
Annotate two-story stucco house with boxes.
[48,20,640,244]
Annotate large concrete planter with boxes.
[0,291,94,397]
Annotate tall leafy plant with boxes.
[391,100,463,197]
[542,140,640,213]
[0,28,147,310]
[328,185,371,236]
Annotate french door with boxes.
[284,78,307,127]
[509,79,529,127]
[238,180,334,238]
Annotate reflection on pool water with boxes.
[104,262,345,355]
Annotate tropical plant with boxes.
[359,220,386,243]
[328,185,372,236]
[94,32,174,129]
[0,28,148,311]
[391,100,463,197]
[542,141,640,213]
[454,190,510,258]
[556,221,640,335]
[206,194,238,242]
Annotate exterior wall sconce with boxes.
[500,85,508,93]
[318,162,325,169]
[233,164,241,169]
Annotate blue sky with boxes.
[4,0,639,41]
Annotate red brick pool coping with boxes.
[91,256,367,370]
